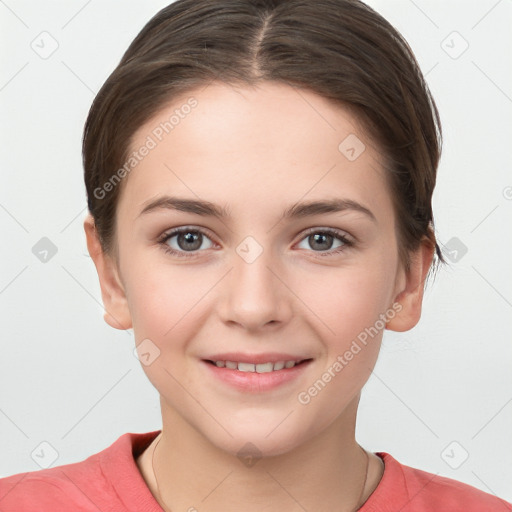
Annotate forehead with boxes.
[118,81,393,224]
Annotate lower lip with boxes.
[202,360,312,392]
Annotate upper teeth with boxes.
[213,360,298,372]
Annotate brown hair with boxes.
[83,0,444,273]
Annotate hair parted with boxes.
[83,0,444,272]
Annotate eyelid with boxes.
[157,225,218,244]
[157,224,355,259]
[156,225,220,260]
[157,225,353,245]
[296,226,354,244]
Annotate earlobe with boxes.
[83,214,133,331]
[386,240,435,333]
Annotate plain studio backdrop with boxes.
[1,0,511,503]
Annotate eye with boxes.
[158,227,215,258]
[296,228,353,256]
[157,226,354,259]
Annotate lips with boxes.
[203,352,309,364]
[206,359,308,372]
[203,352,311,372]
[201,354,313,394]
[202,353,313,392]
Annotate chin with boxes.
[201,411,321,460]
[217,430,305,460]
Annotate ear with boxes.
[83,214,132,330]
[386,239,435,332]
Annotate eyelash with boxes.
[157,226,354,259]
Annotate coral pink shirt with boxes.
[0,430,510,511]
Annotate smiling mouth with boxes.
[204,359,312,373]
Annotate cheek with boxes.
[127,263,209,340]
[292,258,396,348]
[292,267,391,432]
[126,262,210,397]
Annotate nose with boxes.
[218,242,293,332]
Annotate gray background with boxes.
[1,0,511,503]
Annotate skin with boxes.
[84,81,434,511]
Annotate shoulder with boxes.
[0,431,159,512]
[372,452,512,512]
[0,461,108,511]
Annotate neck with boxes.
[140,395,382,512]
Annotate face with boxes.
[87,81,430,457]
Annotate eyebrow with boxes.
[138,195,376,222]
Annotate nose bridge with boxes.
[220,234,289,328]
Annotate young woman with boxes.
[1,0,510,510]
